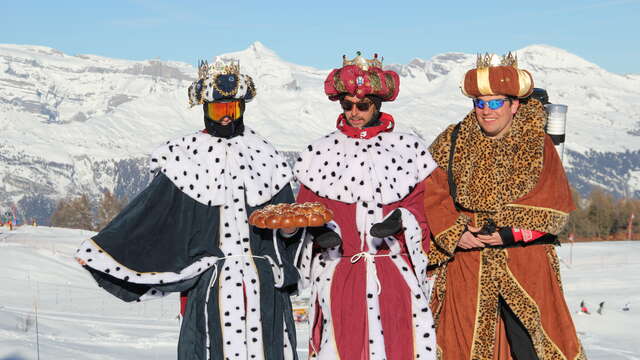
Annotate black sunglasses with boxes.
[340,99,373,112]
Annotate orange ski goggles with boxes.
[206,101,242,122]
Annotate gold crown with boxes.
[197,59,240,81]
[476,52,518,69]
[342,51,383,71]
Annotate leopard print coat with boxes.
[428,99,569,259]
[424,99,585,359]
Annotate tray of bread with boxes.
[249,202,333,229]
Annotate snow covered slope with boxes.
[1,42,639,223]
[0,226,638,359]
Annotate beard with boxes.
[347,114,367,124]
[346,111,379,128]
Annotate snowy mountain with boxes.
[1,42,639,224]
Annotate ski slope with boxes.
[0,226,638,359]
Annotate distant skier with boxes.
[597,301,605,315]
[580,300,590,315]
[622,302,630,312]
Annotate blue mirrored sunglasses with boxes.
[473,98,510,110]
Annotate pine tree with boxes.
[586,187,616,239]
[564,186,640,241]
[50,198,72,228]
[50,194,94,230]
[96,190,125,230]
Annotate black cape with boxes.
[77,128,300,360]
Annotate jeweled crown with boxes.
[197,59,240,81]
[342,51,384,71]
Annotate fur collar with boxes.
[429,99,546,212]
[150,127,292,207]
[294,130,436,204]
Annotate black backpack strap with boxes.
[447,122,462,210]
[447,122,476,213]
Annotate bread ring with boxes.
[322,209,333,222]
[249,202,333,228]
[253,213,267,228]
[265,215,281,229]
[280,216,294,228]
[293,215,307,227]
[308,213,324,227]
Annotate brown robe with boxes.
[424,99,586,360]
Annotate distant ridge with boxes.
[1,42,639,223]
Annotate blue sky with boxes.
[2,0,639,74]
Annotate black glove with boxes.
[307,225,342,249]
[370,209,402,238]
[467,218,498,236]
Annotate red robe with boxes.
[293,113,438,360]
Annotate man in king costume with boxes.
[75,60,301,360]
[293,53,438,359]
[424,53,585,359]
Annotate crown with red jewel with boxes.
[342,51,383,70]
[324,51,400,102]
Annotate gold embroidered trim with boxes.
[469,253,488,358]
[334,70,346,93]
[502,264,567,359]
[434,222,460,240]
[433,214,470,258]
[369,71,382,92]
[211,76,238,97]
[427,244,451,267]
[246,78,257,98]
[384,73,395,98]
[573,346,588,360]
[545,245,564,291]
[504,204,569,216]
[496,205,570,235]
[470,248,502,359]
[430,266,448,328]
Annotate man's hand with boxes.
[477,232,503,246]
[370,209,402,238]
[307,225,342,249]
[457,225,485,249]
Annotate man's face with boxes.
[205,101,242,126]
[473,95,519,138]
[341,95,376,129]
